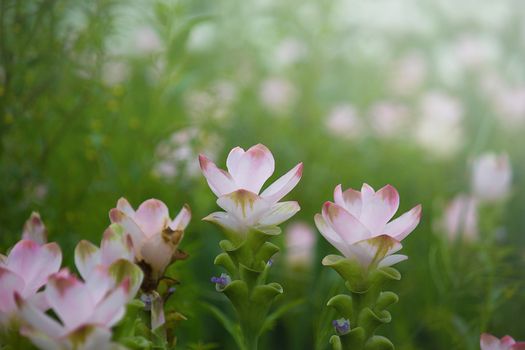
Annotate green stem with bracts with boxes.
[211,227,283,350]
[323,255,401,350]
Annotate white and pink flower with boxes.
[481,333,525,350]
[22,212,47,245]
[315,184,421,269]
[199,144,303,236]
[16,269,132,350]
[109,199,191,280]
[442,194,478,241]
[0,239,62,325]
[471,152,512,202]
[285,222,317,268]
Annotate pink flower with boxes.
[199,144,303,235]
[481,333,525,350]
[315,184,421,269]
[74,224,135,283]
[109,199,191,280]
[16,269,132,350]
[472,153,512,202]
[22,212,47,245]
[442,194,478,241]
[0,240,62,324]
[285,222,317,268]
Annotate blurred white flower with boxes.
[285,222,317,268]
[184,80,238,121]
[325,104,363,140]
[442,194,478,241]
[259,77,298,115]
[493,87,525,127]
[186,22,217,53]
[274,38,307,67]
[471,152,512,202]
[369,101,410,138]
[134,26,162,54]
[101,61,129,86]
[389,52,427,96]
[414,92,464,157]
[452,34,500,70]
[154,128,223,181]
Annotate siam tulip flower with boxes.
[0,240,62,325]
[133,26,162,54]
[480,333,525,350]
[199,144,303,237]
[285,222,317,268]
[22,212,47,245]
[274,37,307,67]
[471,152,512,202]
[16,269,133,350]
[388,51,427,96]
[442,194,478,241]
[315,184,421,269]
[369,101,410,139]
[109,199,191,282]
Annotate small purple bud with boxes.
[211,273,231,290]
[140,293,153,311]
[267,259,273,267]
[332,318,350,335]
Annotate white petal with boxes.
[314,213,351,257]
[216,190,272,226]
[74,240,101,281]
[226,144,275,194]
[258,201,300,226]
[199,154,237,197]
[322,202,371,245]
[359,184,400,233]
[170,204,191,231]
[378,254,408,268]
[383,204,422,241]
[333,184,362,218]
[260,163,303,203]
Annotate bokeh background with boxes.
[1,0,525,349]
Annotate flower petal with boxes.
[216,190,272,226]
[140,234,177,278]
[203,212,244,233]
[226,144,275,194]
[258,201,300,226]
[100,224,134,266]
[199,154,237,197]
[359,184,400,233]
[109,209,146,257]
[346,235,402,268]
[322,202,371,245]
[314,213,351,257]
[22,212,47,245]
[0,267,25,314]
[170,204,191,231]
[7,240,62,296]
[15,293,64,338]
[74,240,101,281]
[260,163,303,203]
[378,254,408,268]
[45,270,94,330]
[150,291,165,330]
[333,185,362,218]
[116,198,136,218]
[383,204,422,241]
[134,199,171,237]
[89,281,128,327]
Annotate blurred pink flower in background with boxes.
[388,51,427,96]
[315,184,421,269]
[369,101,410,138]
[471,152,512,202]
[480,333,525,350]
[325,104,363,140]
[285,222,317,268]
[274,37,308,67]
[102,61,129,86]
[414,91,464,157]
[452,33,500,70]
[133,26,162,54]
[442,194,478,241]
[259,77,298,115]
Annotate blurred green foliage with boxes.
[1,0,525,349]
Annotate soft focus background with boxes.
[1,0,525,349]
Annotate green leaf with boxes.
[364,335,394,350]
[327,294,353,319]
[201,302,244,350]
[261,299,305,332]
[375,291,398,311]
